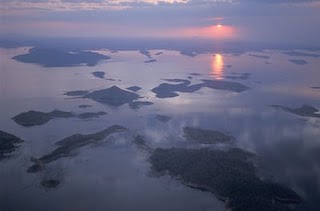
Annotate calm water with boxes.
[1,47,320,210]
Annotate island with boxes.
[152,78,249,98]
[144,59,157,63]
[12,47,110,67]
[289,59,307,65]
[149,147,302,210]
[271,105,320,118]
[139,49,152,58]
[78,105,92,108]
[129,101,154,110]
[64,90,89,97]
[155,115,172,123]
[12,110,75,126]
[183,127,233,144]
[77,111,107,119]
[91,71,106,79]
[13,110,108,126]
[248,54,270,59]
[84,86,140,106]
[27,125,127,173]
[0,130,24,160]
[126,86,142,92]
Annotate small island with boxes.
[78,105,92,108]
[248,54,270,59]
[64,90,89,97]
[271,104,320,118]
[27,125,127,173]
[126,86,142,92]
[183,127,233,144]
[77,111,107,119]
[84,86,140,106]
[144,59,157,63]
[289,59,307,65]
[155,115,172,123]
[129,101,154,110]
[91,71,106,79]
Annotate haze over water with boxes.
[1,1,320,211]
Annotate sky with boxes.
[1,0,320,45]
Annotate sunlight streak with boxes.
[211,54,224,79]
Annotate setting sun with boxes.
[217,24,222,28]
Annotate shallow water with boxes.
[1,47,320,210]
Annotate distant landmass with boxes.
[12,47,110,67]
[271,105,320,118]
[12,110,107,126]
[4,37,319,56]
[152,78,249,98]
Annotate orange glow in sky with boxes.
[180,25,236,39]
[212,54,224,79]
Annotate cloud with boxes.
[0,0,319,45]
[62,0,104,3]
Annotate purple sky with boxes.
[1,0,320,45]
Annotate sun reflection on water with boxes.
[211,54,224,79]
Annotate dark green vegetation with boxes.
[150,147,302,211]
[271,105,320,118]
[155,115,172,123]
[126,86,142,92]
[13,110,108,126]
[129,101,154,110]
[12,48,110,67]
[84,86,140,106]
[288,59,307,65]
[0,130,24,160]
[27,125,127,173]
[183,127,233,144]
[41,179,60,188]
[64,90,89,97]
[91,71,105,79]
[152,78,249,98]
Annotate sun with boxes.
[217,24,222,28]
